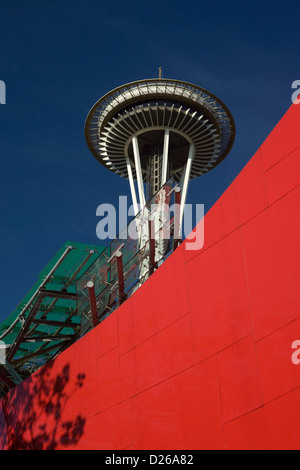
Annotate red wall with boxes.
[1,102,300,450]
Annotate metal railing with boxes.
[76,178,181,335]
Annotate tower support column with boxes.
[132,136,146,209]
[126,155,139,217]
[161,128,170,187]
[179,144,195,237]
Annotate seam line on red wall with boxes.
[184,182,300,267]
[118,312,191,358]
[264,143,300,173]
[222,384,300,426]
[117,333,254,404]
[255,315,300,345]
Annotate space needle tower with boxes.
[85,72,235,251]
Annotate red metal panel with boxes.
[97,347,120,412]
[280,187,300,311]
[260,101,300,171]
[256,325,299,403]
[242,207,294,340]
[183,195,223,265]
[235,149,268,224]
[132,380,175,450]
[76,328,99,419]
[266,188,300,318]
[171,357,223,450]
[263,389,300,450]
[120,314,193,400]
[118,246,190,355]
[0,346,88,449]
[55,400,133,450]
[95,311,119,358]
[217,335,263,423]
[265,146,300,205]
[217,181,240,237]
[186,229,252,363]
[224,407,269,450]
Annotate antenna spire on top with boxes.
[159,67,162,79]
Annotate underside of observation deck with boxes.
[85,79,236,182]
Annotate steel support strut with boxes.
[132,135,146,208]
[173,186,181,249]
[126,155,139,217]
[7,294,45,362]
[87,281,99,328]
[148,215,156,276]
[179,144,195,237]
[161,128,170,186]
[0,245,73,341]
[116,251,127,305]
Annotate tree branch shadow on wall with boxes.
[0,361,86,450]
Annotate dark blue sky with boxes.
[0,0,298,321]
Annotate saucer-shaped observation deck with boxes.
[85,78,235,211]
